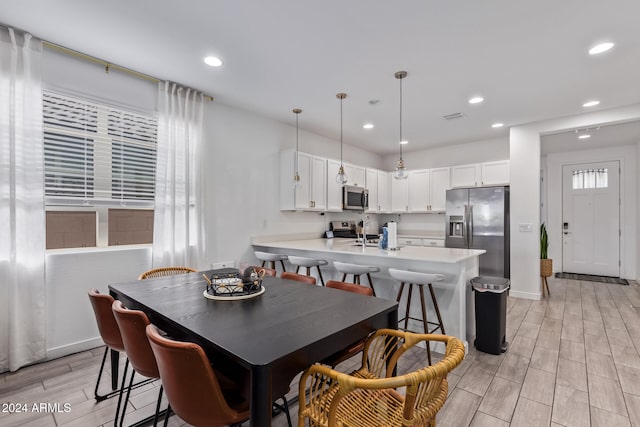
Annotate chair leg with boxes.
[428,283,446,334]
[281,396,293,427]
[418,285,432,365]
[306,266,311,276]
[152,385,164,427]
[341,273,347,282]
[163,404,171,427]
[261,260,266,267]
[295,266,300,273]
[316,266,325,286]
[280,260,286,273]
[118,368,136,427]
[270,261,276,270]
[94,347,112,401]
[396,282,405,303]
[355,274,360,285]
[366,273,376,296]
[404,284,414,332]
[113,359,130,427]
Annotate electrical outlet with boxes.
[518,223,533,232]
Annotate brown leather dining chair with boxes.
[88,289,153,427]
[281,271,317,285]
[112,300,165,427]
[145,324,250,427]
[138,266,197,280]
[322,281,374,368]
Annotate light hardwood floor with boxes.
[2,277,640,426]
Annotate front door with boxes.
[562,161,620,277]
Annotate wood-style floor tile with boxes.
[520,367,555,406]
[495,353,529,384]
[556,357,588,392]
[530,346,559,373]
[559,339,586,364]
[477,376,520,421]
[510,397,552,427]
[469,411,509,427]
[588,374,628,416]
[436,388,482,427]
[551,384,590,427]
[590,406,631,427]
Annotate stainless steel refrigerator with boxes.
[445,186,510,278]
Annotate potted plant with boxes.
[540,223,552,296]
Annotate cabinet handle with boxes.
[378,205,381,211]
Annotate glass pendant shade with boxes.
[292,108,302,188]
[393,71,408,180]
[336,93,348,185]
[393,158,408,180]
[336,164,348,184]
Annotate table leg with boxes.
[110,349,119,391]
[250,365,272,427]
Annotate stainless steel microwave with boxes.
[342,185,369,211]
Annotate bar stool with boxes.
[388,268,446,364]
[255,251,288,274]
[287,256,328,286]
[332,261,379,296]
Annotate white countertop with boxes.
[253,238,484,264]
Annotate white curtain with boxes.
[153,82,206,269]
[0,28,46,372]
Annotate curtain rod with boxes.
[42,41,214,102]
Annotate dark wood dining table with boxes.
[108,271,398,427]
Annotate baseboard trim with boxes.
[46,337,104,361]
[509,290,542,301]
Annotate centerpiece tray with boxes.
[202,267,265,301]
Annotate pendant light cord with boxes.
[399,75,403,161]
[340,96,344,165]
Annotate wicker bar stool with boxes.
[287,256,327,286]
[332,261,379,296]
[388,268,446,365]
[254,251,288,274]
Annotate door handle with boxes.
[564,231,570,235]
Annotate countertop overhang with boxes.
[253,238,485,264]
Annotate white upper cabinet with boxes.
[280,150,326,211]
[344,163,366,187]
[407,169,430,212]
[391,176,409,212]
[451,163,481,188]
[480,160,510,186]
[366,169,391,213]
[451,161,509,187]
[429,167,451,211]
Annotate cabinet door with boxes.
[400,237,423,246]
[391,177,408,212]
[378,171,391,212]
[408,169,430,212]
[294,152,312,209]
[326,159,344,211]
[481,160,510,185]
[451,163,480,187]
[365,168,378,213]
[345,163,366,187]
[311,156,327,210]
[429,167,450,211]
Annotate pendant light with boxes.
[393,71,408,180]
[336,93,349,185]
[292,108,302,188]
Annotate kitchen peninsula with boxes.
[252,237,485,352]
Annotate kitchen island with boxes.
[252,237,485,352]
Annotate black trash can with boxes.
[471,276,510,355]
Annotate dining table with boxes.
[108,270,398,427]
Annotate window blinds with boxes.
[43,91,157,206]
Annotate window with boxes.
[572,168,608,190]
[43,91,158,248]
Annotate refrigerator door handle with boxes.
[469,204,474,247]
[463,204,469,247]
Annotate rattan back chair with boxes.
[138,266,197,280]
[298,329,465,427]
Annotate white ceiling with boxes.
[541,119,640,154]
[2,0,640,155]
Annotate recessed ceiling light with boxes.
[491,123,504,128]
[400,140,409,145]
[204,56,222,67]
[363,123,374,129]
[582,100,600,108]
[588,42,614,55]
[468,96,484,104]
[578,134,591,139]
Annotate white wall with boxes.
[381,137,509,171]
[545,144,637,280]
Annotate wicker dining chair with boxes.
[138,267,197,280]
[298,329,465,427]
